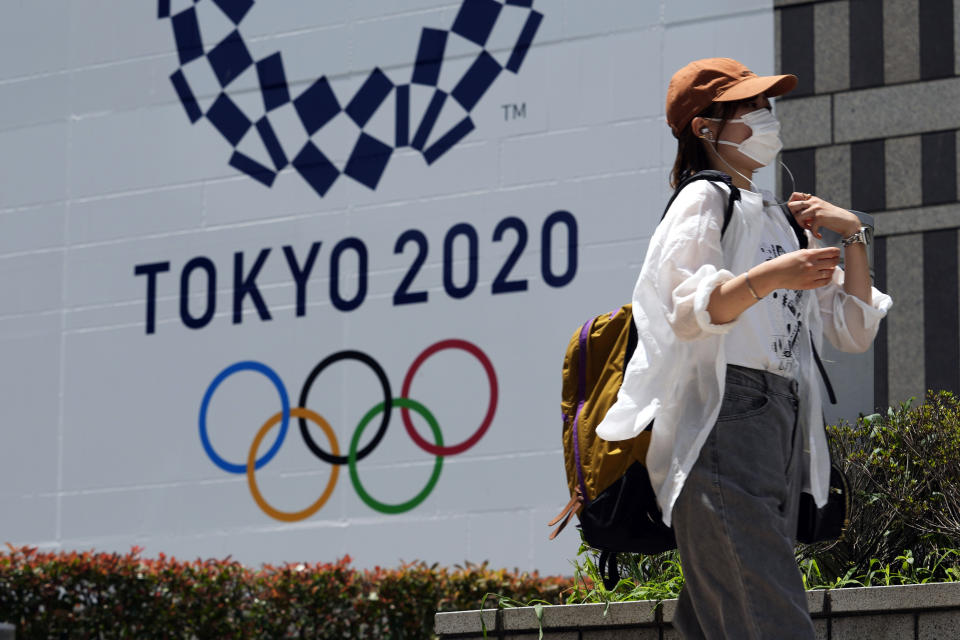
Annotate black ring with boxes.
[297,350,392,465]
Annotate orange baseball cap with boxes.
[666,57,798,138]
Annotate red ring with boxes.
[401,339,498,456]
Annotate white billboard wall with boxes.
[0,1,783,574]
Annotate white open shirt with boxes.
[595,181,893,526]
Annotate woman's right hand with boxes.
[753,247,840,294]
[707,248,841,326]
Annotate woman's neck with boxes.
[726,170,754,190]
[705,146,755,190]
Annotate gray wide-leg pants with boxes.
[672,365,815,640]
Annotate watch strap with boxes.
[842,227,867,247]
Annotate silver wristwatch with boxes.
[841,227,867,247]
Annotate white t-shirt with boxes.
[725,197,809,379]
[595,181,893,526]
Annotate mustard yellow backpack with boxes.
[548,304,675,552]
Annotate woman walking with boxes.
[595,58,892,639]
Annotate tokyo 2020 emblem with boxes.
[198,339,498,521]
[158,0,543,197]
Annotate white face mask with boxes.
[708,108,783,167]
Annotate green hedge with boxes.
[0,546,574,639]
[796,390,960,584]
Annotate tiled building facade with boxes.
[775,0,960,409]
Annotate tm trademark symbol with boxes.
[501,102,527,121]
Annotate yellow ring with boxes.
[246,407,340,522]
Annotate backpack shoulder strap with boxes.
[660,170,741,238]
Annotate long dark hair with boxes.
[669,101,740,188]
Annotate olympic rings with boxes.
[349,398,443,514]
[247,408,340,522]
[297,350,391,466]
[401,339,498,456]
[198,340,498,522]
[199,361,290,474]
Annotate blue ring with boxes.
[199,361,290,474]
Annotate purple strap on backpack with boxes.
[572,318,593,503]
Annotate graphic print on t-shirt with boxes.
[760,242,806,375]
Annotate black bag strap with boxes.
[778,202,809,249]
[777,202,836,405]
[810,335,838,405]
[661,170,741,237]
[622,315,639,381]
[598,550,620,591]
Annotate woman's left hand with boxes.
[787,192,861,239]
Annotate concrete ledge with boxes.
[829,583,960,614]
[435,600,661,637]
[435,609,499,636]
[502,600,657,630]
[436,583,960,639]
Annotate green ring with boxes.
[348,397,444,514]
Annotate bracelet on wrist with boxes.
[745,271,763,301]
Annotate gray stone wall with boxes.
[435,583,960,640]
[775,0,960,410]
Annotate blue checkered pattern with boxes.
[159,0,543,197]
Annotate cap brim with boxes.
[714,74,798,102]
